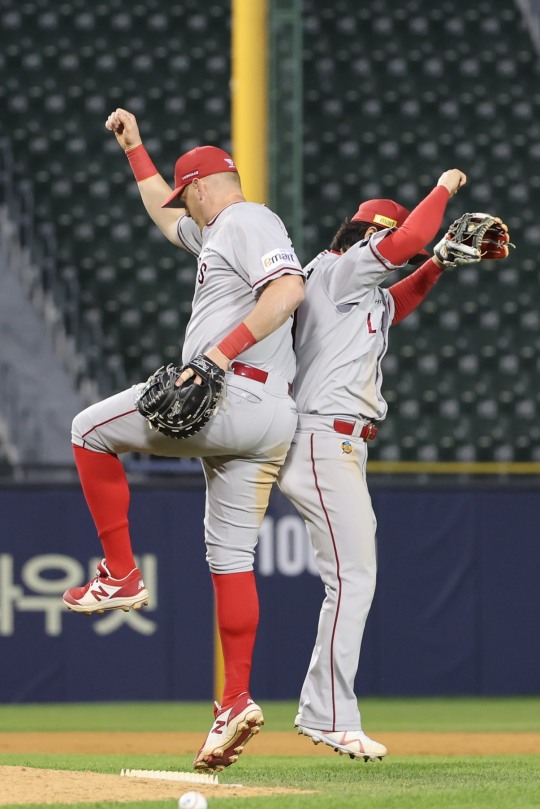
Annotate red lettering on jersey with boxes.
[367,313,377,334]
[197,261,208,285]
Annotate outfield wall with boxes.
[0,483,538,702]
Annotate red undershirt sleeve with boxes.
[389,258,444,325]
[377,186,450,266]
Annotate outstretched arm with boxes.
[105,108,184,248]
[389,256,444,325]
[377,169,467,266]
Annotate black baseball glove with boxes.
[434,212,513,268]
[136,354,225,439]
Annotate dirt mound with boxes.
[0,766,309,805]
[2,731,539,805]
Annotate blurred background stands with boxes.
[302,0,540,464]
[1,0,538,464]
[0,0,231,387]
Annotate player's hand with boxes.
[174,347,230,387]
[105,108,143,152]
[437,169,467,197]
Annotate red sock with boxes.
[73,445,136,578]
[212,571,259,707]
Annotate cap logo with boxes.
[373,214,397,228]
[182,170,199,182]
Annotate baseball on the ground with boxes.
[178,791,208,809]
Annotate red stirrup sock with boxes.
[212,571,259,707]
[73,445,136,579]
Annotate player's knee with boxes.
[71,410,85,447]
[205,546,255,575]
[207,558,254,575]
[71,407,106,452]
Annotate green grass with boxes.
[1,753,539,809]
[1,697,540,732]
[1,700,539,808]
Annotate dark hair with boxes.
[330,219,379,252]
[330,217,427,264]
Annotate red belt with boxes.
[231,361,268,384]
[231,362,293,395]
[333,418,378,442]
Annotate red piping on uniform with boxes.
[310,432,342,731]
[369,240,394,270]
[253,266,303,289]
[81,409,138,438]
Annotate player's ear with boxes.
[193,179,203,199]
[365,225,378,239]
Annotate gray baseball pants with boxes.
[278,414,377,731]
[72,372,297,573]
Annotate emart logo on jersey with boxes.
[261,248,299,270]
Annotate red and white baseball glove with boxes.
[434,212,514,268]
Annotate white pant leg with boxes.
[201,380,298,571]
[71,385,182,455]
[71,377,298,572]
[202,454,281,573]
[71,375,297,459]
[279,428,377,731]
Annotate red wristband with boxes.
[217,322,257,360]
[126,144,158,183]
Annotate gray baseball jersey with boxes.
[279,228,404,733]
[292,228,401,420]
[72,200,304,574]
[177,202,303,382]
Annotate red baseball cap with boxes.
[351,198,429,258]
[162,146,238,207]
[352,199,411,228]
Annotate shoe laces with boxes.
[97,559,112,579]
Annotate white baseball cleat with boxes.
[297,725,387,761]
[62,559,149,614]
[194,692,264,772]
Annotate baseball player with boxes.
[62,108,305,772]
[278,169,466,761]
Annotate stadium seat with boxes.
[1,0,537,462]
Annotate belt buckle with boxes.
[364,422,378,441]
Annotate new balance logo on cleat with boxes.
[90,584,112,601]
[211,719,227,735]
[63,559,150,615]
[194,693,264,773]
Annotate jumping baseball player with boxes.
[63,108,305,772]
[278,170,467,761]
